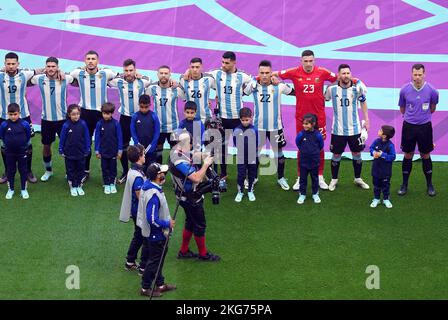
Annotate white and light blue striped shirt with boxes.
[31,74,74,121]
[0,69,35,119]
[179,75,214,122]
[109,77,150,117]
[146,84,185,133]
[70,68,118,112]
[209,69,253,119]
[325,80,367,136]
[245,82,292,131]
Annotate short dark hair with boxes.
[85,50,99,57]
[381,125,395,140]
[5,52,18,61]
[222,51,236,61]
[338,64,350,71]
[259,60,272,68]
[158,65,170,71]
[139,94,151,105]
[123,59,136,67]
[303,113,318,127]
[7,103,20,113]
[101,102,115,114]
[127,144,144,163]
[301,50,315,57]
[239,107,252,118]
[67,104,81,116]
[190,57,202,64]
[46,57,59,65]
[184,101,197,112]
[412,63,425,72]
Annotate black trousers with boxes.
[180,199,207,237]
[299,166,319,196]
[237,163,257,191]
[126,217,149,268]
[80,109,101,171]
[142,240,167,290]
[101,157,117,185]
[373,177,391,200]
[65,157,86,188]
[6,153,28,190]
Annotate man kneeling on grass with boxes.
[138,162,176,298]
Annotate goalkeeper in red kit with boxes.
[272,50,337,190]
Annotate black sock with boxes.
[43,155,52,171]
[120,151,129,175]
[278,156,285,179]
[402,158,412,186]
[331,160,340,179]
[422,157,433,186]
[352,159,362,179]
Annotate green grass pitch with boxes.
[1,135,447,299]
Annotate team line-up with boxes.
[0,49,440,207]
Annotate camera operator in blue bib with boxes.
[170,132,221,262]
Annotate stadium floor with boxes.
[1,135,447,299]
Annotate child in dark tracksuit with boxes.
[119,144,148,274]
[233,107,259,202]
[0,103,31,199]
[177,101,205,153]
[95,103,123,195]
[370,125,396,209]
[59,104,90,197]
[130,95,160,173]
[295,113,324,204]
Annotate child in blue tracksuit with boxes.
[369,125,396,209]
[233,107,259,202]
[295,113,324,204]
[59,104,90,197]
[130,94,160,173]
[177,101,205,154]
[119,144,148,274]
[0,103,31,199]
[95,102,123,194]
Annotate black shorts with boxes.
[80,109,102,138]
[330,134,365,154]
[221,118,242,147]
[259,129,287,150]
[157,132,177,149]
[119,115,132,148]
[221,118,241,130]
[41,120,65,145]
[401,121,434,154]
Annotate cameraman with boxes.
[170,132,221,262]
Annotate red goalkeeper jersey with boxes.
[279,66,337,126]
